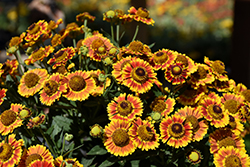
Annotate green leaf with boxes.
[131,160,140,167]
[87,145,107,155]
[50,124,61,140]
[81,156,96,167]
[98,160,115,167]
[53,115,73,131]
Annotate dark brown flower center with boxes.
[225,155,242,167]
[171,65,182,75]
[44,80,59,96]
[151,100,166,113]
[112,129,129,147]
[117,100,132,116]
[137,125,154,141]
[91,38,104,50]
[24,72,40,88]
[219,136,236,149]
[25,153,43,166]
[211,60,226,74]
[242,90,250,102]
[91,74,101,86]
[207,104,223,120]
[154,51,169,64]
[128,41,144,52]
[69,75,86,91]
[136,7,149,18]
[193,66,207,80]
[54,50,67,62]
[169,122,185,138]
[131,67,148,83]
[0,110,17,126]
[228,115,237,129]
[32,48,45,60]
[185,115,200,132]
[53,66,67,74]
[175,55,188,67]
[0,143,13,162]
[224,99,239,114]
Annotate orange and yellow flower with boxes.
[122,57,157,94]
[0,103,24,135]
[164,62,189,85]
[160,114,193,148]
[82,33,114,62]
[0,134,24,166]
[18,68,48,97]
[227,114,244,136]
[54,156,83,167]
[63,70,95,101]
[47,47,75,69]
[0,88,7,105]
[76,12,96,23]
[104,119,136,157]
[107,93,143,121]
[150,96,175,117]
[150,49,177,70]
[127,6,155,25]
[27,114,46,129]
[89,70,111,96]
[214,146,250,167]
[40,73,67,106]
[25,20,48,42]
[112,56,132,84]
[29,160,54,167]
[129,118,160,151]
[61,22,84,39]
[177,106,208,142]
[25,45,54,65]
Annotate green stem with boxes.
[39,127,57,156]
[15,50,24,75]
[116,24,120,44]
[62,144,84,158]
[131,25,139,42]
[84,19,88,39]
[73,39,77,48]
[61,135,66,155]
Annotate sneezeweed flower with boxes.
[25,45,54,65]
[186,149,203,165]
[27,114,46,129]
[221,92,244,116]
[54,156,83,167]
[149,49,177,70]
[150,96,175,117]
[122,57,157,94]
[18,68,48,97]
[19,107,32,119]
[47,47,76,69]
[104,119,136,157]
[174,53,197,74]
[40,73,67,106]
[199,94,229,128]
[120,40,151,56]
[128,6,155,25]
[107,93,143,121]
[227,114,244,136]
[165,62,189,85]
[209,128,246,154]
[213,146,250,167]
[1,59,19,77]
[61,22,84,39]
[160,114,193,148]
[25,20,48,42]
[112,56,132,84]
[52,65,67,75]
[63,70,95,101]
[0,134,24,166]
[24,145,54,167]
[29,160,54,167]
[0,88,7,105]
[51,34,63,47]
[6,32,26,56]
[211,79,235,92]
[90,124,103,138]
[204,56,228,81]
[129,117,160,151]
[89,70,111,96]
[177,106,208,142]
[76,12,96,23]
[0,103,24,135]
[82,33,114,62]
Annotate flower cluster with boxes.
[0,6,250,167]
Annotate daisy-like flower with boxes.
[104,119,136,157]
[61,22,84,39]
[221,92,244,116]
[82,33,114,62]
[47,47,75,69]
[107,93,143,121]
[199,94,229,128]
[209,128,246,154]
[0,88,7,105]
[122,57,157,94]
[174,53,197,74]
[214,146,250,167]
[27,114,46,129]
[6,32,26,56]
[189,63,215,88]
[24,145,54,167]
[89,70,111,96]
[210,79,235,92]
[176,84,207,106]
[25,45,54,65]
[129,118,160,151]
[76,12,96,23]
[1,59,19,77]
[227,114,244,136]
[29,160,54,167]
[112,56,132,84]
[0,103,24,135]
[18,68,48,97]
[25,20,48,42]
[165,62,189,85]
[63,70,95,101]
[177,106,208,142]
[0,134,24,166]
[160,114,193,148]
[54,156,83,167]
[103,9,132,24]
[150,96,175,117]
[51,34,63,48]
[40,73,67,106]
[186,149,203,165]
[149,49,177,70]
[120,40,151,56]
[204,56,228,81]
[127,6,155,25]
